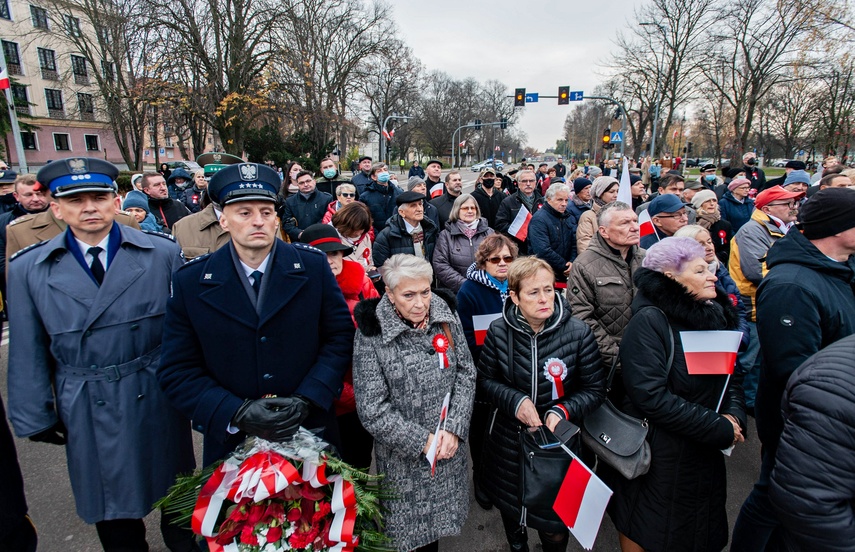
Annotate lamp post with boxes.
[380,114,410,165]
[640,22,667,161]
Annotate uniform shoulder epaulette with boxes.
[9,239,49,261]
[292,242,323,255]
[177,252,211,270]
[8,213,36,227]
[141,229,177,242]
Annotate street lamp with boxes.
[640,21,667,161]
[380,114,410,165]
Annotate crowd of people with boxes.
[0,150,854,552]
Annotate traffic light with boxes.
[558,86,569,105]
[474,119,482,129]
[500,117,508,130]
[687,141,693,154]
[514,88,526,107]
[603,128,612,150]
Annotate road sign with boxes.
[525,93,539,103]
[798,149,805,156]
[569,91,584,101]
[610,132,623,143]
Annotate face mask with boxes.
[322,168,337,179]
[705,174,716,182]
[378,172,390,183]
[746,158,756,166]
[482,178,495,189]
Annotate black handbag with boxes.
[518,425,574,510]
[581,307,674,480]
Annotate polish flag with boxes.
[473,313,501,346]
[638,209,656,239]
[679,331,743,375]
[617,156,632,206]
[382,128,394,141]
[553,456,613,550]
[0,69,9,90]
[429,182,444,198]
[508,206,531,241]
[459,139,466,147]
[425,392,450,476]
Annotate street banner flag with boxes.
[638,209,656,239]
[617,156,632,206]
[459,139,466,147]
[0,69,9,90]
[508,206,532,241]
[473,313,501,345]
[429,182,444,199]
[425,392,450,476]
[382,128,395,141]
[553,455,613,550]
[495,145,501,151]
[679,331,742,375]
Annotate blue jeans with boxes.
[737,321,762,410]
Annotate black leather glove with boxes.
[231,396,309,442]
[29,420,67,445]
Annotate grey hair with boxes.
[335,183,356,196]
[380,254,434,290]
[517,169,536,182]
[448,193,480,223]
[545,182,570,200]
[673,224,710,241]
[597,201,633,227]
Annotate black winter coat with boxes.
[471,186,504,228]
[360,180,402,234]
[477,296,605,532]
[494,192,544,255]
[528,203,577,281]
[770,334,855,551]
[372,214,438,268]
[280,189,334,241]
[609,268,745,552]
[148,196,191,232]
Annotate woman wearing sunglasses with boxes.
[456,234,517,511]
[322,183,358,224]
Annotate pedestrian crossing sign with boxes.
[610,132,623,143]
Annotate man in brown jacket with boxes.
[171,202,230,260]
[568,201,645,398]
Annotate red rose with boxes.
[264,500,285,522]
[266,524,283,543]
[215,520,241,545]
[287,507,302,522]
[247,502,265,525]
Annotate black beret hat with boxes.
[396,191,425,206]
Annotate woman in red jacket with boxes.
[300,224,378,469]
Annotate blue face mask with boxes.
[378,172,390,183]
[322,168,337,179]
[705,174,717,182]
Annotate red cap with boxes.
[754,185,805,209]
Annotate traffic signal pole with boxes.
[451,120,510,168]
[585,95,628,159]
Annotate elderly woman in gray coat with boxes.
[432,193,493,293]
[353,254,476,552]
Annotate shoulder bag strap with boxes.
[441,322,455,351]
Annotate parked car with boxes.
[471,159,504,172]
[773,159,791,167]
[166,160,203,174]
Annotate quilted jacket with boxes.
[567,233,646,369]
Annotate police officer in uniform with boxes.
[7,158,197,552]
[157,163,355,465]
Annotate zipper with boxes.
[488,407,498,435]
[530,334,538,406]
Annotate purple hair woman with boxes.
[605,237,747,552]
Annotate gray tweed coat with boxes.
[353,290,475,551]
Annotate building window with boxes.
[2,41,21,75]
[63,14,81,37]
[53,133,70,151]
[38,47,58,80]
[164,136,173,147]
[101,60,115,82]
[77,92,94,121]
[0,0,10,20]
[45,88,64,118]
[11,84,29,115]
[30,5,48,29]
[84,134,99,151]
[21,132,37,150]
[97,26,110,45]
[71,54,88,85]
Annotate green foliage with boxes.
[244,125,336,172]
[116,171,135,194]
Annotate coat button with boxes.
[137,394,145,400]
[196,425,204,431]
[96,400,105,406]
[260,336,268,343]
[90,364,98,369]
[84,330,92,337]
[130,324,139,331]
[263,373,273,380]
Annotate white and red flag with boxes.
[425,392,451,476]
[382,128,395,141]
[679,331,742,375]
[638,209,656,239]
[429,182,444,199]
[617,156,632,205]
[553,455,613,550]
[0,69,9,90]
[459,139,466,147]
[508,205,532,241]
[473,313,501,346]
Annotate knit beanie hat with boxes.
[783,170,811,187]
[122,190,150,213]
[591,176,619,198]
[573,177,593,195]
[798,188,855,239]
[586,166,603,178]
[728,177,751,192]
[407,176,426,191]
[692,190,718,210]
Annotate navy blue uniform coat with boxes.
[158,240,355,465]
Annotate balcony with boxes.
[41,68,59,81]
[79,111,95,122]
[48,108,66,119]
[74,73,89,86]
[15,105,30,116]
[7,63,21,76]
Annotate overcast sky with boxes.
[390,0,644,151]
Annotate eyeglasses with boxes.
[766,201,798,209]
[487,255,515,264]
[519,179,536,183]
[657,211,688,219]
[460,206,478,211]
[339,193,356,198]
